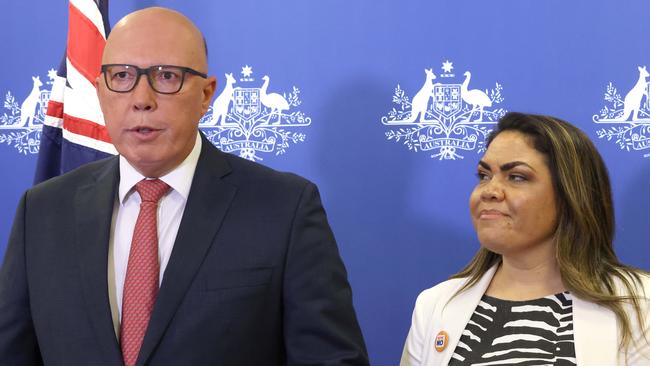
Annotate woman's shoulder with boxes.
[413,277,469,310]
[614,269,650,363]
[634,271,650,295]
[634,270,650,288]
[414,266,498,311]
[611,268,650,297]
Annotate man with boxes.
[0,7,368,366]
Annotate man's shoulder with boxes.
[219,150,312,192]
[29,156,118,198]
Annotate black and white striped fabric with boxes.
[448,292,576,365]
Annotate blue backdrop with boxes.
[2,1,649,364]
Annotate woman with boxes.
[401,112,650,365]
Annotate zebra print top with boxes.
[448,292,576,365]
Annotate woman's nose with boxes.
[480,179,505,201]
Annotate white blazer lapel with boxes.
[572,295,617,365]
[431,265,498,365]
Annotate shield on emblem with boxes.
[37,90,50,122]
[232,88,261,120]
[433,84,462,118]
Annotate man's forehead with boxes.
[102,8,207,68]
[109,11,196,45]
[113,7,198,32]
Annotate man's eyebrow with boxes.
[477,160,536,172]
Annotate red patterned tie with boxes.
[120,179,170,366]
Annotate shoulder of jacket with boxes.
[223,152,311,190]
[28,156,117,196]
[414,277,468,310]
[609,269,650,298]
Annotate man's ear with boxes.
[95,75,104,109]
[201,76,217,114]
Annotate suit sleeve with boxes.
[0,192,43,365]
[282,182,369,366]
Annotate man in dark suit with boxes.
[0,7,368,365]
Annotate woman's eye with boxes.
[509,174,527,182]
[476,172,490,181]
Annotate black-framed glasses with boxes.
[100,64,208,94]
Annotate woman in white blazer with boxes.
[401,112,650,365]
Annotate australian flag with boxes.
[34,0,115,184]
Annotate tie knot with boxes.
[135,179,170,203]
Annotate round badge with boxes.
[434,330,449,352]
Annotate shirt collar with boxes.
[118,132,202,204]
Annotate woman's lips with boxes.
[479,209,507,219]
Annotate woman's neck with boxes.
[485,252,566,301]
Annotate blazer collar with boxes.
[137,134,237,365]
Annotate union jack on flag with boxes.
[34,0,115,184]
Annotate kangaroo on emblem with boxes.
[207,73,236,126]
[619,66,649,121]
[407,68,436,122]
[19,76,43,128]
[461,71,492,122]
[260,75,289,125]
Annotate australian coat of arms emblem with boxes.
[199,65,311,161]
[0,70,55,154]
[381,61,506,160]
[593,66,650,156]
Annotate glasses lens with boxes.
[105,65,137,92]
[150,66,184,93]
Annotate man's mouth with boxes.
[128,126,163,140]
[130,126,160,133]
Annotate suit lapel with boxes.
[138,137,237,365]
[74,157,124,364]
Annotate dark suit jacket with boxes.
[0,134,369,365]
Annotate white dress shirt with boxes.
[108,133,202,324]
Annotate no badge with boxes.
[434,330,448,352]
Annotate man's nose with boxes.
[131,74,157,111]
